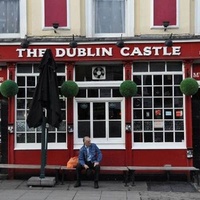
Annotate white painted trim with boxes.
[151,0,179,29]
[132,143,186,149]
[0,0,27,39]
[85,0,134,38]
[15,143,67,150]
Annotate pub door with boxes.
[192,89,200,168]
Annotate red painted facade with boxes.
[0,41,200,175]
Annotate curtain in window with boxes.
[0,0,19,33]
[95,0,125,34]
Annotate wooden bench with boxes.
[0,164,61,183]
[127,165,200,186]
[60,166,129,186]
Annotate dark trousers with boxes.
[76,161,100,182]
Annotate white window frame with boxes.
[0,0,27,38]
[42,0,70,31]
[150,0,179,30]
[132,63,186,150]
[85,0,134,38]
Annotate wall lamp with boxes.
[69,34,78,48]
[116,34,124,48]
[163,21,169,31]
[165,33,173,47]
[20,36,29,48]
[52,22,59,33]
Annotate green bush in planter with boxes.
[119,80,138,97]
[0,80,19,97]
[180,78,198,96]
[61,81,79,97]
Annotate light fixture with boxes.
[116,34,124,48]
[20,36,29,48]
[69,34,78,48]
[52,22,59,33]
[165,33,173,47]
[163,21,169,31]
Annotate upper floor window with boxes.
[195,0,200,35]
[44,0,69,28]
[86,0,134,37]
[152,0,178,28]
[0,0,26,38]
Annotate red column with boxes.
[183,60,193,166]
[66,62,75,158]
[124,62,132,166]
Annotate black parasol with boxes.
[27,49,62,178]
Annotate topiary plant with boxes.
[119,80,138,97]
[0,80,19,97]
[61,81,79,97]
[180,78,199,96]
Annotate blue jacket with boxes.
[78,143,102,166]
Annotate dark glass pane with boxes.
[88,89,98,97]
[75,66,92,81]
[27,99,32,109]
[59,100,66,109]
[144,121,152,130]
[144,132,153,142]
[165,121,173,130]
[154,109,162,119]
[164,98,172,107]
[154,87,162,96]
[174,98,183,107]
[27,88,35,97]
[94,121,105,138]
[78,122,90,138]
[175,132,184,142]
[154,75,162,85]
[164,109,173,119]
[106,65,123,80]
[33,64,40,73]
[17,99,25,109]
[155,132,163,142]
[109,102,121,119]
[133,121,142,131]
[17,110,25,120]
[165,132,173,142]
[143,75,152,85]
[144,87,152,96]
[77,89,86,97]
[37,133,41,143]
[57,121,66,131]
[27,76,35,86]
[175,110,183,119]
[154,98,162,107]
[17,64,32,73]
[164,87,172,96]
[17,77,25,86]
[174,75,183,84]
[78,103,90,120]
[93,103,105,119]
[144,98,152,108]
[134,110,142,119]
[133,75,141,85]
[17,133,25,143]
[17,88,25,97]
[27,133,35,143]
[137,87,142,96]
[144,110,152,119]
[175,121,184,130]
[164,75,172,85]
[133,98,142,108]
[100,88,111,97]
[48,133,55,143]
[134,132,143,142]
[133,62,148,72]
[174,86,182,96]
[57,76,65,86]
[167,62,182,71]
[150,62,165,72]
[48,125,55,131]
[109,121,121,137]
[57,133,66,142]
[113,88,122,97]
[56,63,65,73]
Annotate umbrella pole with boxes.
[40,109,47,179]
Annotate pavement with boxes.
[0,179,199,200]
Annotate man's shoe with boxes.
[74,181,81,187]
[94,181,99,189]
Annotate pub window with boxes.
[16,63,66,149]
[132,62,184,149]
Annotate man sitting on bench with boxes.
[74,136,102,189]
